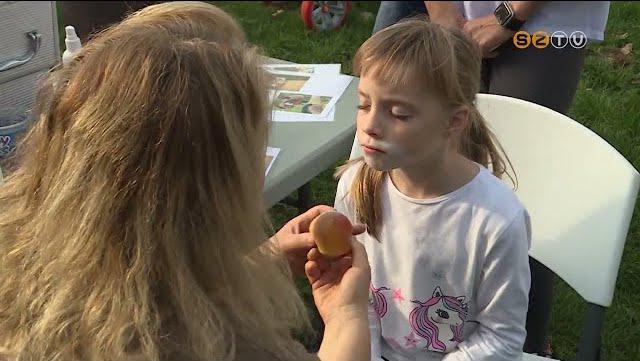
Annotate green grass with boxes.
[551,3,640,360]
[215,1,640,360]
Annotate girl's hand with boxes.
[305,238,371,325]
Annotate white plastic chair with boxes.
[349,93,640,361]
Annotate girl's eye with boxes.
[390,107,411,121]
[357,104,370,110]
[392,113,410,121]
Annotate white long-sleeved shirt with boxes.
[335,162,531,361]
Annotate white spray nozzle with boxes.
[65,25,79,40]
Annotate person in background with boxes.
[0,3,371,361]
[371,1,610,357]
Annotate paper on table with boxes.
[262,64,341,76]
[265,147,280,176]
[264,67,349,95]
[302,74,353,99]
[271,75,352,122]
[316,108,335,122]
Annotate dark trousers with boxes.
[373,1,587,355]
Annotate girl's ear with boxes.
[447,105,470,134]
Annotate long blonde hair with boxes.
[0,2,310,360]
[337,18,514,238]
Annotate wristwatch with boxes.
[494,2,526,31]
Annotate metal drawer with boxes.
[0,1,60,84]
[0,69,48,111]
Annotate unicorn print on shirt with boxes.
[370,284,390,318]
[409,286,468,352]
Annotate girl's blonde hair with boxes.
[338,18,514,238]
[0,2,311,360]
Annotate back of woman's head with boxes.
[340,18,512,238]
[0,2,309,360]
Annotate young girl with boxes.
[335,19,531,361]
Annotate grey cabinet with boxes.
[0,1,60,110]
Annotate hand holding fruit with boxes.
[271,206,365,276]
[310,211,357,258]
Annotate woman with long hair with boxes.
[0,2,370,361]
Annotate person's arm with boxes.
[319,308,371,361]
[462,1,547,58]
[442,210,532,361]
[424,1,466,29]
[307,240,372,361]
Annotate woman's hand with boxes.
[272,205,365,277]
[271,205,335,276]
[305,238,371,325]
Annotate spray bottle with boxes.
[62,26,82,67]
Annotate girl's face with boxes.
[356,74,454,172]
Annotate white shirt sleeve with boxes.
[442,210,532,361]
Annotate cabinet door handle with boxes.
[0,31,42,72]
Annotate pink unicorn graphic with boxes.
[409,286,468,352]
[370,284,390,318]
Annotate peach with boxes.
[310,211,353,258]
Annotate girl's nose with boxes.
[359,108,384,139]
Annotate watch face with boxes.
[495,4,512,24]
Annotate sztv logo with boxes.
[513,30,587,50]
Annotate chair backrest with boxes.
[349,93,640,307]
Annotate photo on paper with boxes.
[268,72,311,92]
[265,147,280,176]
[262,64,341,76]
[267,65,315,74]
[273,92,333,116]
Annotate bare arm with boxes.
[318,309,371,361]
[307,241,372,361]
